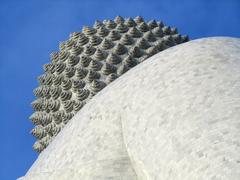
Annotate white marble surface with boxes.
[20,37,240,180]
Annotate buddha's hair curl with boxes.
[30,15,189,152]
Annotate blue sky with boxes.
[0,0,239,179]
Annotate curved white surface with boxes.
[20,37,240,180]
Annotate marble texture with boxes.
[20,37,240,179]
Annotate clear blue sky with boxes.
[0,0,239,179]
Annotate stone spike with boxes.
[181,35,189,43]
[97,26,109,37]
[64,66,75,78]
[29,112,42,125]
[116,23,129,33]
[42,113,53,125]
[52,75,63,87]
[50,123,61,133]
[59,51,70,62]
[31,99,43,111]
[158,20,164,28]
[41,99,49,112]
[68,56,79,67]
[162,26,171,35]
[38,135,51,148]
[105,20,116,29]
[38,74,53,86]
[138,22,149,32]
[136,38,151,49]
[46,100,54,112]
[62,79,72,91]
[86,70,101,83]
[72,80,85,92]
[31,125,46,139]
[152,27,164,37]
[134,16,144,24]
[45,123,55,133]
[171,27,178,34]
[34,86,48,98]
[33,87,42,98]
[113,43,127,55]
[148,20,158,29]
[146,46,159,56]
[65,40,76,50]
[50,87,62,99]
[63,100,74,113]
[120,34,134,45]
[100,38,114,50]
[88,91,96,99]
[108,30,121,41]
[82,26,96,36]
[123,55,138,67]
[106,52,122,65]
[117,64,130,75]
[84,45,96,56]
[60,91,72,101]
[76,67,88,79]
[71,46,83,56]
[53,111,64,124]
[93,20,103,29]
[41,86,51,98]
[33,141,44,153]
[106,73,118,84]
[90,79,106,93]
[163,35,175,46]
[102,19,107,24]
[70,32,81,41]
[73,101,85,112]
[80,55,91,67]
[50,114,61,125]
[62,112,74,124]
[76,89,90,101]
[143,31,156,42]
[114,16,125,24]
[43,63,54,73]
[89,35,102,46]
[155,39,166,51]
[101,63,117,75]
[128,27,142,38]
[78,33,89,46]
[48,100,60,112]
[129,46,143,58]
[124,17,137,27]
[50,52,59,62]
[59,41,66,51]
[172,34,181,44]
[93,48,106,61]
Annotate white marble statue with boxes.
[20,37,240,179]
